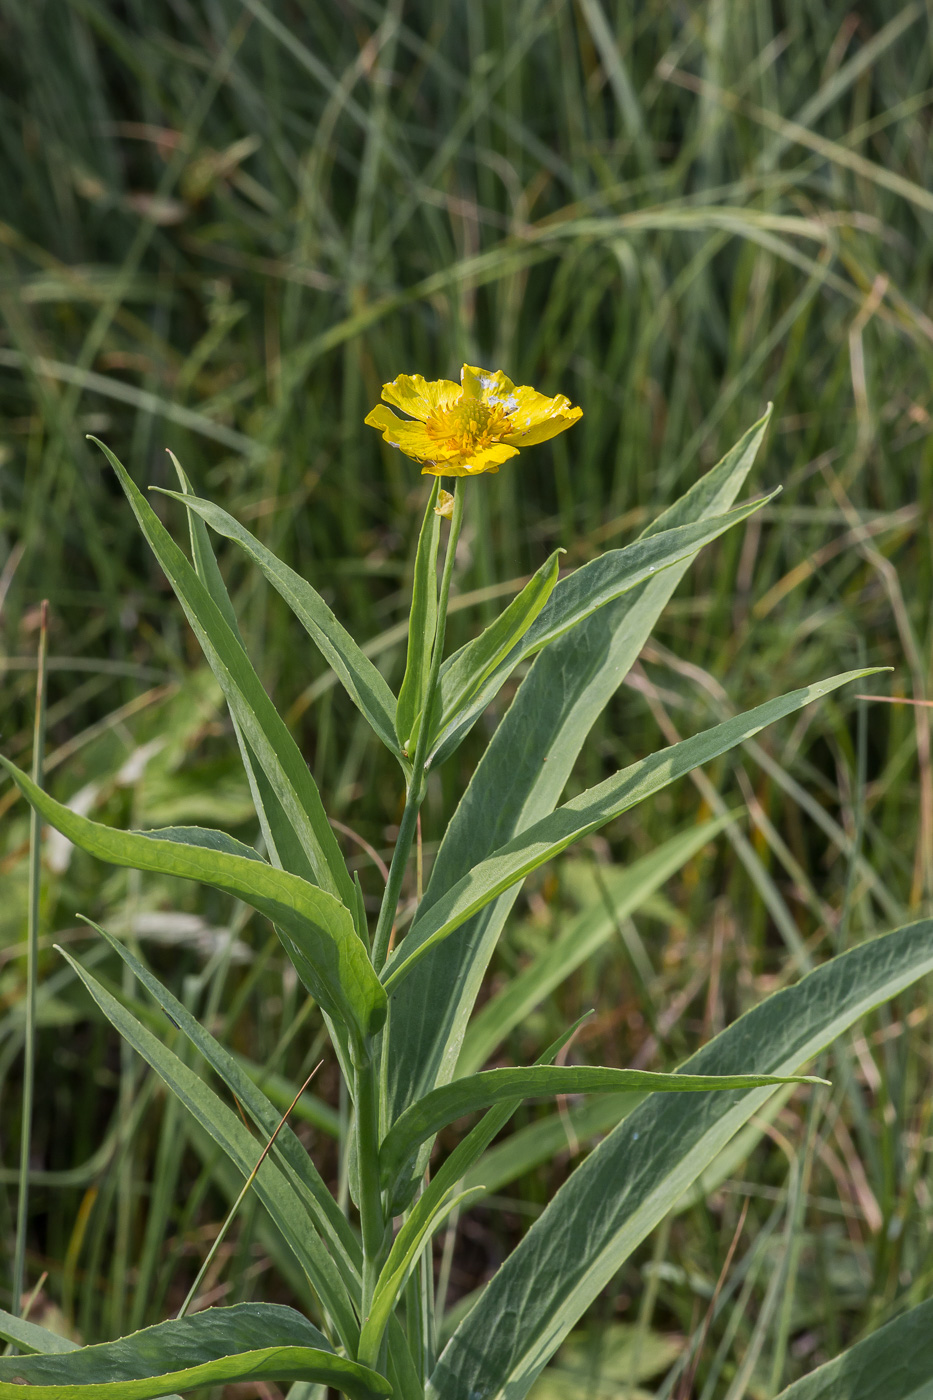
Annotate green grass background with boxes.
[1,1,932,1395]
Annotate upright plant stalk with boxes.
[12,600,48,1319]
[358,480,464,1362]
[371,482,465,975]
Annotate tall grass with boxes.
[1,1,932,1393]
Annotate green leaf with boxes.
[384,408,773,1129]
[428,547,562,748]
[383,669,877,993]
[369,1020,589,1354]
[379,1063,825,1191]
[775,1297,933,1399]
[429,491,775,766]
[167,452,243,642]
[359,1186,484,1367]
[429,918,933,1400]
[0,1309,79,1356]
[88,437,354,904]
[135,825,264,860]
[56,954,360,1351]
[458,815,735,1074]
[460,1094,642,1200]
[165,458,322,900]
[158,486,400,758]
[88,919,362,1282]
[396,476,441,751]
[0,1304,390,1400]
[1,760,385,1042]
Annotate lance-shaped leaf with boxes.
[1,761,385,1042]
[383,669,878,993]
[396,475,441,751]
[0,1304,390,1400]
[429,490,775,766]
[89,919,362,1282]
[366,1020,590,1353]
[423,547,562,751]
[775,1296,933,1399]
[0,1309,79,1356]
[378,1064,825,1192]
[459,815,735,1075]
[384,408,773,1128]
[58,952,360,1350]
[158,485,401,759]
[428,918,933,1400]
[88,437,353,905]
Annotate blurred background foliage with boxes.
[1,1,932,1394]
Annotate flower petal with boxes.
[460,364,520,411]
[365,405,437,462]
[425,442,520,477]
[502,388,583,446]
[382,373,462,422]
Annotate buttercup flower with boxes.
[364,363,582,477]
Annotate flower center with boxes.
[425,399,513,455]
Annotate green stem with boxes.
[356,1051,388,1349]
[12,601,48,1319]
[371,481,465,974]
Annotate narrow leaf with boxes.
[430,547,562,746]
[775,1296,933,1399]
[158,486,400,757]
[0,1310,78,1356]
[165,459,333,916]
[429,918,933,1400]
[430,491,775,765]
[459,816,734,1074]
[372,1021,590,1351]
[379,1064,825,1191]
[384,669,879,992]
[88,437,353,905]
[396,476,441,750]
[168,452,242,641]
[89,919,361,1281]
[0,1304,389,1400]
[359,1187,484,1366]
[1,760,385,1042]
[57,955,360,1351]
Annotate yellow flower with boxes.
[364,363,582,477]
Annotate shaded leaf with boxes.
[775,1297,933,1399]
[0,1305,389,1400]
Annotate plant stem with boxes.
[356,1050,388,1345]
[12,601,48,1319]
[371,481,465,974]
